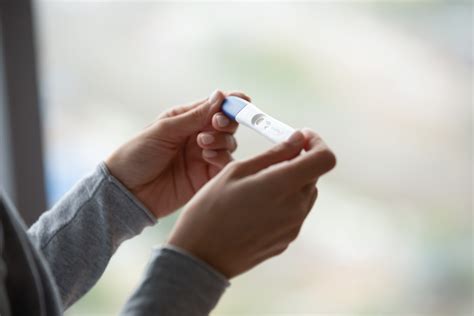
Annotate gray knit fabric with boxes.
[0,162,229,315]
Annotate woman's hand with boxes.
[168,129,336,278]
[105,90,250,219]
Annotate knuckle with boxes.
[279,244,289,254]
[168,107,183,117]
[191,107,205,121]
[303,129,322,143]
[311,132,322,141]
[321,149,337,171]
[272,245,289,257]
[155,119,172,132]
[288,227,301,242]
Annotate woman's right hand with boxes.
[167,129,336,279]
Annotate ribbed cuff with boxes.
[98,162,157,224]
[121,247,229,315]
[161,244,229,286]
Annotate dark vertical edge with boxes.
[0,0,47,226]
[0,21,15,204]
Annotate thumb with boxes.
[234,131,305,177]
[156,90,225,141]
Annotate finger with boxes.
[157,90,250,121]
[268,129,336,187]
[212,112,239,133]
[151,90,225,142]
[197,132,237,152]
[232,131,305,177]
[158,98,207,119]
[227,91,251,102]
[202,149,233,169]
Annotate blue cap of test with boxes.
[221,96,248,121]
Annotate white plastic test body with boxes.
[221,96,295,143]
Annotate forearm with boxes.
[120,246,229,316]
[28,162,157,308]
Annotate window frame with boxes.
[0,0,46,226]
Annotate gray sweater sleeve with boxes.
[28,163,157,307]
[27,163,229,313]
[121,247,229,316]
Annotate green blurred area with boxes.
[34,1,472,315]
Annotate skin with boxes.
[106,90,336,278]
[106,90,249,218]
[168,129,336,278]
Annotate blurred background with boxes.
[1,0,472,315]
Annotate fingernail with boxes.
[203,149,217,158]
[209,89,220,104]
[216,114,230,127]
[287,131,304,145]
[199,133,215,145]
[225,134,235,146]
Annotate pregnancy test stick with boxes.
[221,96,296,143]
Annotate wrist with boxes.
[104,155,161,219]
[100,161,158,222]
